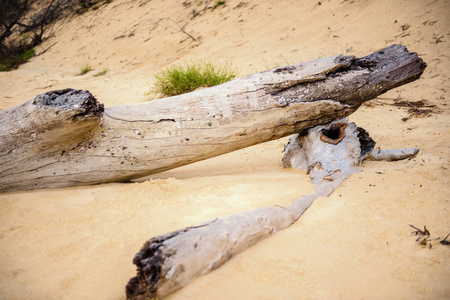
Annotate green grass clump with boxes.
[93,65,109,77]
[80,63,92,75]
[21,49,36,61]
[150,61,237,97]
[211,0,225,11]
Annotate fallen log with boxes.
[0,44,426,192]
[125,119,419,299]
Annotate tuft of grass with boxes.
[93,64,109,77]
[80,63,92,75]
[149,61,237,98]
[211,0,225,11]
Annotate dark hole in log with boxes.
[321,124,341,140]
[319,123,347,145]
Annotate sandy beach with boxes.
[0,0,449,299]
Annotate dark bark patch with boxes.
[32,89,104,119]
[357,126,376,157]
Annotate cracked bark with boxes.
[0,44,426,192]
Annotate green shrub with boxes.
[0,48,35,71]
[149,61,237,97]
[22,49,36,60]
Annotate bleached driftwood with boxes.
[125,119,419,299]
[281,122,420,195]
[0,44,426,193]
[364,148,419,161]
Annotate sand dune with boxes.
[0,0,449,299]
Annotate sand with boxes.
[0,0,449,299]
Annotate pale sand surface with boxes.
[0,0,449,299]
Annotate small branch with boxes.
[365,148,419,161]
[441,233,450,245]
[180,28,197,42]
[190,0,213,19]
[150,17,197,42]
[410,224,430,242]
[36,41,58,57]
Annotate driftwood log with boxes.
[125,119,419,299]
[0,44,425,193]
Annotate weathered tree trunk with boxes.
[0,44,425,192]
[125,119,419,299]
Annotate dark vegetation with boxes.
[364,96,439,121]
[0,0,111,71]
[410,224,450,248]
